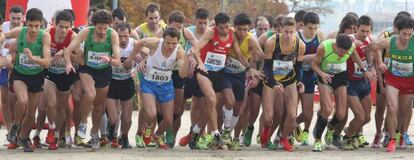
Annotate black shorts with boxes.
[184,76,198,99]
[192,69,224,97]
[11,69,45,93]
[250,81,263,96]
[172,70,186,89]
[46,72,77,92]
[317,71,348,90]
[347,79,371,100]
[79,65,112,88]
[222,72,246,101]
[107,78,135,101]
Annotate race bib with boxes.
[302,60,312,71]
[145,68,172,83]
[224,57,246,74]
[87,51,110,68]
[384,57,390,67]
[48,58,66,74]
[272,60,293,80]
[353,60,367,78]
[204,52,226,71]
[391,61,413,77]
[326,62,346,74]
[19,53,41,69]
[112,66,131,80]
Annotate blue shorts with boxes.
[302,71,317,94]
[347,79,371,100]
[140,77,174,104]
[222,72,246,101]
[0,68,9,86]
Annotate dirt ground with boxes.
[1,107,414,160]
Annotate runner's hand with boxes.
[100,55,111,64]
[297,82,305,94]
[123,59,133,70]
[53,49,64,60]
[320,72,333,84]
[377,62,387,73]
[65,63,76,74]
[247,68,264,80]
[273,83,284,93]
[197,63,208,74]
[363,71,376,82]
[24,48,33,60]
[136,61,146,73]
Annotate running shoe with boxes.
[65,135,74,147]
[111,138,120,148]
[371,133,382,148]
[228,138,241,151]
[351,136,360,149]
[135,134,145,148]
[243,126,254,147]
[100,137,110,147]
[207,133,224,149]
[395,132,401,147]
[196,136,208,150]
[74,134,86,146]
[221,129,232,144]
[77,123,87,139]
[188,132,200,150]
[121,136,132,149]
[46,128,55,145]
[179,133,192,147]
[403,133,413,145]
[312,140,323,152]
[7,124,19,143]
[260,132,270,148]
[32,136,42,148]
[19,137,34,152]
[280,137,294,152]
[154,135,168,149]
[301,131,309,146]
[341,137,354,150]
[332,134,342,148]
[7,142,18,149]
[146,137,157,147]
[90,135,100,150]
[165,128,175,148]
[387,139,396,152]
[295,126,303,143]
[324,129,334,145]
[382,133,390,147]
[399,135,407,149]
[48,140,58,150]
[358,134,369,147]
[143,127,152,145]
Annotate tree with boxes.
[226,0,289,19]
[284,0,333,15]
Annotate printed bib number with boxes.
[87,51,109,68]
[353,60,367,78]
[145,68,171,83]
[273,60,293,80]
[112,66,131,80]
[391,61,413,77]
[204,52,226,71]
[326,62,346,74]
[49,58,66,74]
[19,53,41,69]
[224,57,246,74]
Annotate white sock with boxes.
[50,123,56,129]
[34,130,41,137]
[213,130,220,135]
[222,107,233,129]
[192,124,201,133]
[229,115,239,131]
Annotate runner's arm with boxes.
[30,32,51,68]
[64,28,88,66]
[311,44,326,77]
[194,29,213,65]
[263,35,277,87]
[176,46,189,78]
[109,30,122,66]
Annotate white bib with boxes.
[19,54,41,69]
[145,68,172,83]
[272,60,293,76]
[353,60,367,78]
[86,51,110,68]
[112,66,131,80]
[204,52,226,71]
[326,62,347,74]
[224,57,246,74]
[391,61,413,77]
[49,58,66,74]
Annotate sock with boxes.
[329,115,340,128]
[213,130,220,135]
[222,107,233,129]
[229,115,239,131]
[315,115,328,140]
[34,130,41,137]
[303,129,309,133]
[50,123,56,129]
[192,124,201,134]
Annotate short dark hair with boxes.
[87,8,98,17]
[272,15,285,29]
[336,34,353,50]
[395,16,414,31]
[115,22,131,33]
[338,15,358,33]
[63,9,76,21]
[234,13,251,26]
[92,10,113,25]
[26,8,43,22]
[168,10,185,24]
[282,17,296,27]
[112,8,126,21]
[396,11,411,18]
[214,12,230,25]
[393,14,410,26]
[145,2,160,17]
[345,12,359,19]
[55,10,74,25]
[303,12,319,25]
[357,15,373,27]
[163,27,180,40]
[195,8,209,19]
[10,5,24,14]
[264,15,273,27]
[294,10,307,23]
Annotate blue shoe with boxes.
[403,133,413,145]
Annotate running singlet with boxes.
[112,38,134,80]
[387,36,414,77]
[144,39,178,83]
[347,35,371,80]
[271,35,299,82]
[14,27,45,75]
[320,39,354,74]
[297,31,320,71]
[84,27,112,70]
[200,27,233,72]
[48,27,73,74]
[224,32,252,74]
[137,21,168,38]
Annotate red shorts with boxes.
[385,71,414,95]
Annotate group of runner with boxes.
[0,3,414,153]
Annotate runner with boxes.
[64,9,121,150]
[367,16,414,152]
[261,17,305,152]
[294,10,307,31]
[4,8,52,152]
[295,12,324,146]
[250,16,269,39]
[311,34,374,152]
[136,27,189,149]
